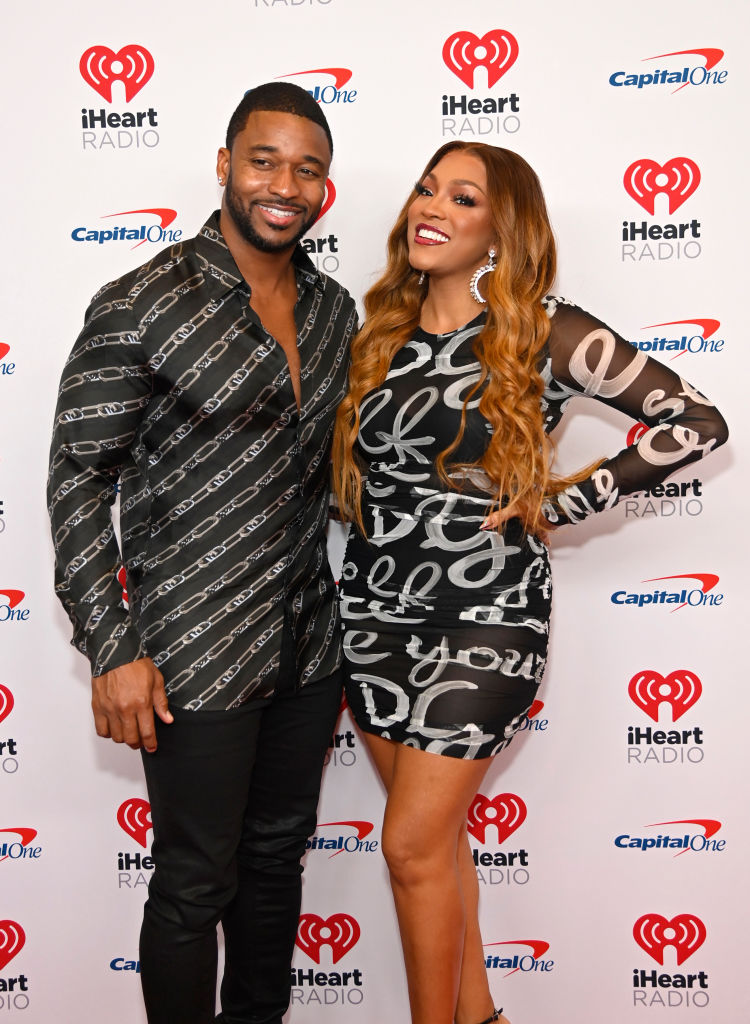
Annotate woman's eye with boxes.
[414,182,432,197]
[453,193,476,207]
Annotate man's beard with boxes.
[224,170,319,254]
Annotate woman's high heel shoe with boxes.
[476,1011,503,1024]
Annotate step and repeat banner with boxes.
[1,1,746,1021]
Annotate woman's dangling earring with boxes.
[418,271,426,285]
[469,248,497,304]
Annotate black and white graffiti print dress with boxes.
[339,297,727,760]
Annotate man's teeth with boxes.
[260,205,297,218]
[417,228,448,242]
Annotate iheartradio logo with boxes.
[623,158,701,215]
[633,914,706,965]
[467,793,526,844]
[295,913,360,964]
[0,920,25,970]
[80,45,154,102]
[117,798,153,848]
[443,30,518,88]
[315,179,336,224]
[629,670,701,722]
[0,684,14,724]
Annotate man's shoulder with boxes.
[88,230,204,313]
[315,270,358,318]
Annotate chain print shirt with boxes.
[48,212,357,709]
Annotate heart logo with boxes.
[443,30,519,89]
[0,684,14,724]
[79,45,155,103]
[633,913,706,965]
[628,669,702,723]
[0,344,9,361]
[623,158,701,215]
[314,178,336,225]
[117,798,153,848]
[467,793,527,844]
[117,566,129,606]
[626,422,649,447]
[296,913,360,964]
[0,920,25,970]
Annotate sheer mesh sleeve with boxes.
[541,299,729,525]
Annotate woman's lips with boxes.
[413,223,450,245]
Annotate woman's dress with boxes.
[339,298,727,759]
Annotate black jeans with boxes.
[139,668,342,1024]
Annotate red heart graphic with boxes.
[296,913,360,964]
[0,344,9,361]
[623,158,701,215]
[467,793,527,844]
[117,566,129,606]
[443,30,519,89]
[626,421,649,447]
[0,684,14,724]
[0,920,25,970]
[314,178,336,225]
[633,913,706,966]
[79,44,155,103]
[628,670,702,723]
[117,798,153,848]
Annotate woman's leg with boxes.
[363,733,502,1024]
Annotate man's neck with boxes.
[219,209,296,298]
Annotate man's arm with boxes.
[48,286,172,748]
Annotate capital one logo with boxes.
[633,913,706,965]
[624,158,701,214]
[467,793,526,843]
[0,590,28,622]
[0,920,25,970]
[629,669,702,722]
[0,344,9,361]
[0,828,38,862]
[485,938,551,977]
[638,317,721,362]
[80,45,154,102]
[0,684,14,724]
[295,913,360,964]
[443,30,519,88]
[117,798,153,848]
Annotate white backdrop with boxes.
[1,1,746,1021]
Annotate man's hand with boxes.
[91,657,174,753]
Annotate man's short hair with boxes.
[225,82,333,156]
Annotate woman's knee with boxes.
[381,817,456,886]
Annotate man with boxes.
[48,83,356,1024]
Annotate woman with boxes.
[332,142,728,1024]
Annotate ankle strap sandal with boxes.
[476,1011,503,1024]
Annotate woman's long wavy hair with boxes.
[333,141,595,535]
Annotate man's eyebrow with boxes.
[246,144,326,168]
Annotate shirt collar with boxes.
[194,210,324,299]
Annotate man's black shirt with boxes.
[48,212,356,709]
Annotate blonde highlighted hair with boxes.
[333,142,594,535]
